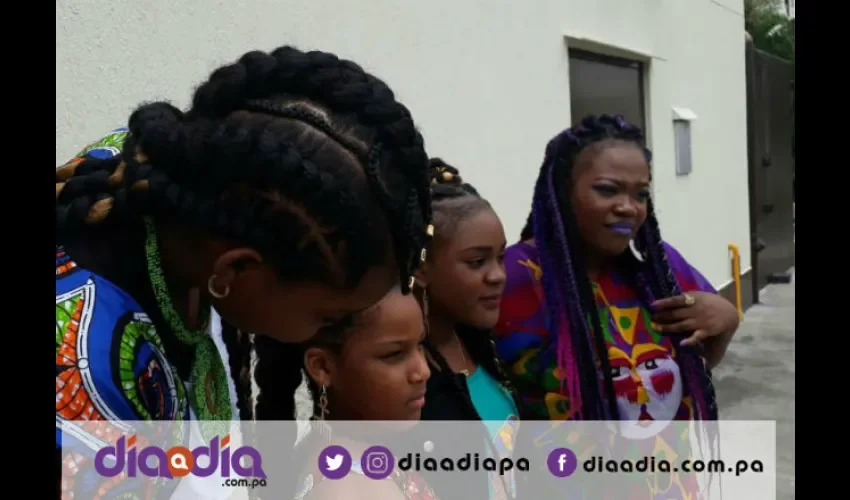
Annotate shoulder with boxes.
[56,246,188,431]
[660,241,717,294]
[59,127,128,171]
[75,127,129,160]
[503,241,543,286]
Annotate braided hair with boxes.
[521,114,718,424]
[55,47,434,488]
[426,158,525,412]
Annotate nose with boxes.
[614,196,639,217]
[410,348,431,384]
[485,262,507,286]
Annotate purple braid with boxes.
[531,190,581,417]
[544,159,612,419]
[635,208,720,475]
[636,207,719,422]
[526,128,619,420]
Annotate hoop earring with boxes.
[207,274,231,299]
[629,239,645,263]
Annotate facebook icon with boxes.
[547,448,578,478]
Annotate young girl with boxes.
[292,286,439,500]
[414,159,524,500]
[56,46,433,499]
[495,115,740,498]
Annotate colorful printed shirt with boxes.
[56,129,242,500]
[493,240,716,499]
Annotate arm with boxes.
[56,258,189,498]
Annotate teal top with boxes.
[466,365,520,499]
[467,366,518,434]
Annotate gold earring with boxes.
[207,274,231,299]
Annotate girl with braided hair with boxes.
[413,158,527,500]
[56,46,433,499]
[292,285,439,500]
[494,114,740,498]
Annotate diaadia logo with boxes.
[94,434,267,479]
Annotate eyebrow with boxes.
[595,177,651,187]
[461,245,497,253]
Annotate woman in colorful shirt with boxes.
[293,286,438,500]
[56,45,434,499]
[414,159,526,500]
[494,115,740,498]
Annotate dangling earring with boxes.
[207,274,231,299]
[629,239,645,263]
[313,385,332,444]
[318,385,329,420]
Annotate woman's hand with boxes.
[650,292,740,367]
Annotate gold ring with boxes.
[683,294,696,306]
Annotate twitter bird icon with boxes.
[318,445,352,480]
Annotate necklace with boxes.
[455,332,471,376]
[143,217,232,434]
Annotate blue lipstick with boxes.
[607,222,634,236]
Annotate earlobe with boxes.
[413,266,429,288]
[303,347,334,388]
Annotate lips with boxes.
[408,390,427,409]
[606,222,635,236]
[479,293,502,309]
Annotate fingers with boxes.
[655,318,698,334]
[653,307,694,324]
[651,294,695,311]
[681,329,710,346]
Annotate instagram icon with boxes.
[361,445,395,480]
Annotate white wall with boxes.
[56,0,750,289]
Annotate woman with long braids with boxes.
[55,46,433,499]
[494,114,740,497]
[414,159,526,500]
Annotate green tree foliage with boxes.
[745,0,795,62]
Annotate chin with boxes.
[599,242,630,258]
[468,311,500,330]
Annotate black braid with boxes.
[56,45,434,498]
[426,158,491,237]
[220,322,254,421]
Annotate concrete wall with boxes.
[57,0,750,289]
